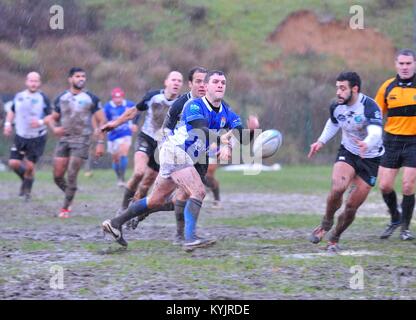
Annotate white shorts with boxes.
[159,140,194,178]
[107,136,132,154]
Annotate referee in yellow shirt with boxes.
[375,48,416,241]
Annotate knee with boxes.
[330,184,347,198]
[379,181,394,194]
[25,162,35,174]
[147,195,164,209]
[402,181,415,195]
[8,159,20,170]
[132,171,144,183]
[190,186,206,201]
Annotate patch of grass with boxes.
[209,214,320,229]
[20,240,55,252]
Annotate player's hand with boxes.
[101,121,117,132]
[95,143,105,157]
[3,125,12,137]
[30,119,39,128]
[246,115,260,130]
[308,141,324,158]
[220,130,233,145]
[53,126,65,137]
[355,139,368,158]
[218,144,232,162]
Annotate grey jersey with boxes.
[326,93,384,158]
[137,90,179,140]
[11,90,51,138]
[54,90,101,144]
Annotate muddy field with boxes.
[1,168,416,300]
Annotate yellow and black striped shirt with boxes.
[375,75,416,136]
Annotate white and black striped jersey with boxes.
[136,89,180,141]
[319,93,384,158]
[11,90,51,138]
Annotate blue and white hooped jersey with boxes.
[103,99,136,141]
[330,93,384,158]
[169,96,242,158]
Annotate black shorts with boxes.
[336,145,381,187]
[135,131,160,171]
[10,134,47,164]
[380,133,416,169]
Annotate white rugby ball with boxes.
[252,129,283,158]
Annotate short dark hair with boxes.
[204,70,225,83]
[188,66,208,82]
[396,48,416,60]
[336,71,361,92]
[68,67,86,77]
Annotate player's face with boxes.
[25,73,41,93]
[206,74,226,101]
[112,96,123,106]
[165,71,183,97]
[335,80,356,105]
[395,54,416,79]
[69,72,87,90]
[189,72,206,98]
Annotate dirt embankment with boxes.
[268,10,396,69]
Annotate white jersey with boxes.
[320,93,384,158]
[137,90,179,141]
[11,90,51,138]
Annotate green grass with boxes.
[209,214,321,229]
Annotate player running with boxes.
[3,72,51,201]
[308,72,384,252]
[103,87,137,187]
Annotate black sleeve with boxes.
[136,89,161,111]
[54,92,66,114]
[40,92,52,116]
[164,95,187,130]
[86,92,101,114]
[329,102,338,124]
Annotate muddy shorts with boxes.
[336,145,381,187]
[10,134,47,163]
[159,140,194,178]
[55,140,90,160]
[135,131,160,171]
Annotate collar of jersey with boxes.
[202,96,222,113]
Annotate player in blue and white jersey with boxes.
[103,87,137,187]
[102,70,244,250]
[308,71,384,251]
[3,72,51,201]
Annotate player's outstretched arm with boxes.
[101,107,138,132]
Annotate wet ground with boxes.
[1,171,416,300]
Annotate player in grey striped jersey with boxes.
[3,72,51,201]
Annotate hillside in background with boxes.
[0,0,413,163]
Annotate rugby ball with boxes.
[252,129,283,158]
